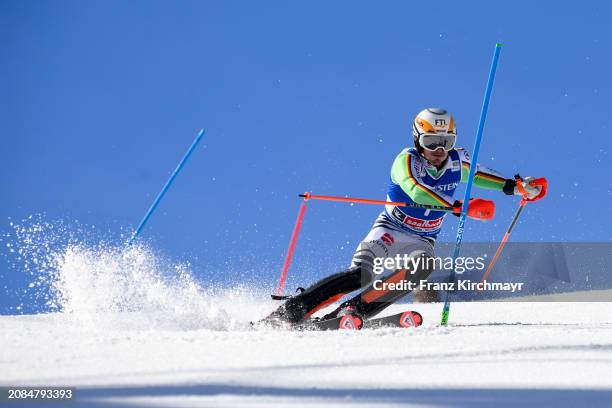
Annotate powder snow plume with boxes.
[1,215,273,330]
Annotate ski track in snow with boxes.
[2,302,612,408]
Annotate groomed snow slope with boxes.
[2,302,612,408]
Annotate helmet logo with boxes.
[434,119,447,127]
[416,117,436,133]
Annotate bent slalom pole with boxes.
[301,193,453,212]
[274,201,308,297]
[127,128,206,246]
[476,176,548,288]
[441,43,502,326]
[272,191,495,299]
[299,192,495,220]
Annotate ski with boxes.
[297,314,364,331]
[296,310,422,331]
[254,311,421,331]
[364,311,423,329]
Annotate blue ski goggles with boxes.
[418,133,456,152]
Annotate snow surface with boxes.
[2,302,612,408]
[2,234,611,407]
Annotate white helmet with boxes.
[412,108,457,153]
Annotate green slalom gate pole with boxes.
[440,44,502,326]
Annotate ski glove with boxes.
[514,176,548,202]
[502,175,548,202]
[452,198,495,220]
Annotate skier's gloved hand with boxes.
[514,175,548,202]
[451,198,495,220]
[515,176,539,199]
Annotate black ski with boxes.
[297,314,363,331]
[364,311,423,329]
[254,311,421,331]
[297,310,422,330]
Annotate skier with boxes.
[265,108,547,327]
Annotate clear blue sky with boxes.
[1,1,611,313]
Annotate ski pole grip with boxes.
[514,174,527,197]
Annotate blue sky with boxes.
[1,1,611,313]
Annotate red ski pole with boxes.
[476,176,548,289]
[477,199,527,288]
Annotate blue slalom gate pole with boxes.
[440,44,502,325]
[127,128,206,246]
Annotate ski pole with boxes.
[441,43,502,326]
[299,192,455,212]
[476,198,526,289]
[476,176,548,288]
[275,201,308,297]
[127,128,206,246]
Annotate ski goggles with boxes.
[418,133,457,152]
